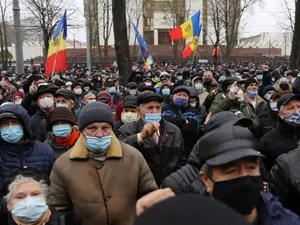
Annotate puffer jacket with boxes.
[118,118,186,186]
[258,120,300,171]
[162,102,201,158]
[269,148,300,215]
[0,104,55,191]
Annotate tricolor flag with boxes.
[182,24,202,58]
[45,10,67,77]
[144,54,154,69]
[170,11,200,42]
[133,23,148,57]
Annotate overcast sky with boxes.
[17,0,295,42]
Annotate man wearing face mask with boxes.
[30,84,58,139]
[259,94,300,171]
[275,77,292,95]
[98,91,116,120]
[118,93,185,185]
[244,78,269,120]
[0,104,55,191]
[160,83,171,107]
[105,77,124,105]
[114,96,138,135]
[72,82,83,107]
[48,101,157,225]
[162,86,201,157]
[12,92,24,105]
[192,76,208,105]
[187,87,207,121]
[82,91,97,106]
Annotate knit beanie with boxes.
[48,107,77,126]
[13,92,24,101]
[79,102,113,131]
[244,78,258,90]
[263,85,276,96]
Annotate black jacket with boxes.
[257,106,279,138]
[21,93,38,116]
[29,108,46,139]
[259,121,300,171]
[269,148,300,215]
[118,118,186,185]
[161,145,204,194]
[162,102,201,157]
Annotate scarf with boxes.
[12,209,52,225]
[56,130,80,149]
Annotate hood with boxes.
[0,104,32,139]
[192,76,202,87]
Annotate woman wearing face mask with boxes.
[45,108,80,159]
[0,167,82,225]
[48,102,157,225]
[160,83,171,107]
[12,92,24,105]
[114,96,138,136]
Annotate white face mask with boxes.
[145,82,152,86]
[74,88,82,95]
[14,99,22,105]
[121,112,138,123]
[270,101,278,111]
[190,102,197,108]
[39,97,54,109]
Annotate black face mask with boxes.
[280,83,289,90]
[212,175,262,215]
[203,78,212,85]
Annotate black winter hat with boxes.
[128,82,138,89]
[79,102,114,131]
[32,83,59,101]
[263,85,275,96]
[172,85,190,96]
[56,89,76,101]
[197,125,263,167]
[137,93,163,106]
[244,78,258,90]
[123,95,138,108]
[133,195,249,225]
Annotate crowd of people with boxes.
[0,61,300,224]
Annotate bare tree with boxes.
[290,0,299,69]
[0,0,11,70]
[160,0,187,62]
[112,0,131,85]
[278,0,295,32]
[20,0,77,59]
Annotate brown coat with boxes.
[48,133,157,225]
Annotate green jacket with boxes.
[209,93,226,114]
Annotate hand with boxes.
[236,89,244,101]
[140,122,160,140]
[262,65,269,72]
[132,65,137,71]
[29,82,37,95]
[136,188,175,216]
[228,84,239,100]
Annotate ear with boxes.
[278,111,284,120]
[136,107,143,118]
[200,171,214,194]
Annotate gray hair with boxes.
[3,175,50,204]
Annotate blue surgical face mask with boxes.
[56,103,69,108]
[174,98,188,107]
[247,90,258,98]
[144,113,162,123]
[53,124,72,138]
[292,77,296,84]
[177,76,183,81]
[195,83,203,90]
[11,197,48,223]
[257,75,263,80]
[129,89,137,95]
[88,100,96,104]
[284,110,300,127]
[162,89,170,96]
[220,75,226,81]
[84,133,112,153]
[108,86,116,94]
[1,125,24,143]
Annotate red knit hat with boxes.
[97,91,111,101]
[13,92,24,101]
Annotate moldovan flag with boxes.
[212,47,220,57]
[169,11,200,41]
[182,24,202,58]
[144,54,154,69]
[45,10,67,77]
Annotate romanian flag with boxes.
[212,47,220,57]
[169,11,200,42]
[144,54,154,69]
[45,10,67,77]
[182,24,202,58]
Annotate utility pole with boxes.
[84,0,92,71]
[12,0,24,74]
